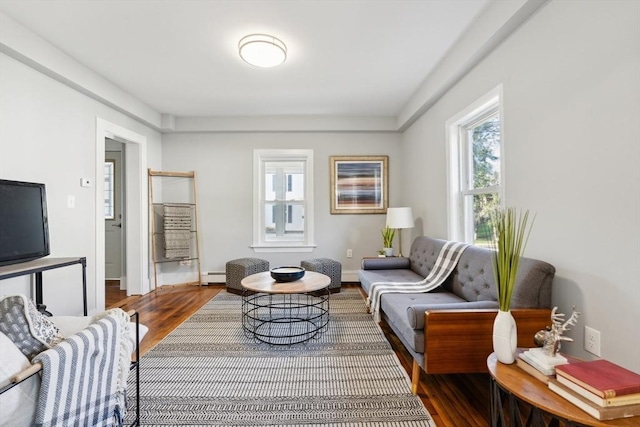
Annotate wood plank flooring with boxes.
[107,284,491,426]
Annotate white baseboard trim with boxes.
[202,271,225,284]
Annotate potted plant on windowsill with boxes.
[381,225,396,257]
[490,207,535,364]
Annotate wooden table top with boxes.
[487,352,640,426]
[241,271,331,294]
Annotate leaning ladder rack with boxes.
[148,169,202,290]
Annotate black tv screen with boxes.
[0,179,50,267]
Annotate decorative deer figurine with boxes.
[539,306,580,357]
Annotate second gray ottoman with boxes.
[301,258,342,293]
[226,258,269,295]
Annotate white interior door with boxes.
[105,147,125,281]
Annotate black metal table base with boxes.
[242,289,329,345]
[490,377,584,427]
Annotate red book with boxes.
[555,359,640,398]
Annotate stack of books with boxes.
[516,348,575,384]
[548,359,640,420]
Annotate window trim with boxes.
[252,149,316,253]
[446,85,504,243]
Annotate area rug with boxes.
[125,288,435,426]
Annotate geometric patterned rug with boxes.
[125,288,436,426]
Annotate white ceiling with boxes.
[0,0,489,118]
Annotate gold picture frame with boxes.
[330,156,388,214]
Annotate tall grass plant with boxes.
[490,208,535,311]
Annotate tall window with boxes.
[253,149,315,252]
[447,86,503,245]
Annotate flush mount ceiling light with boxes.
[238,34,287,68]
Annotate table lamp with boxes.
[386,207,414,257]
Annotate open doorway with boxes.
[105,139,127,307]
[95,118,149,313]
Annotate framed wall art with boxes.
[330,155,388,214]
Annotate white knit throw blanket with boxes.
[367,241,470,322]
[33,309,131,427]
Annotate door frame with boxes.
[95,118,149,312]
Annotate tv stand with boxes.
[0,257,87,316]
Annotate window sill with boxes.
[251,244,317,253]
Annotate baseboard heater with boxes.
[202,271,225,284]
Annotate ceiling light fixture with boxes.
[238,34,287,68]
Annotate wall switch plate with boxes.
[67,195,75,208]
[584,326,601,356]
[346,249,353,258]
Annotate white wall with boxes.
[161,132,401,278]
[0,53,162,315]
[402,0,640,371]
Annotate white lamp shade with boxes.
[386,207,414,229]
[239,34,287,68]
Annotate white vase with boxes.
[493,309,517,364]
[384,247,394,257]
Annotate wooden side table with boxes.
[487,352,640,426]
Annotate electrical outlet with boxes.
[584,326,601,356]
[346,249,353,258]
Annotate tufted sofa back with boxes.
[408,236,554,309]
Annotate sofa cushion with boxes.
[382,290,460,331]
[379,293,429,353]
[0,331,38,427]
[448,245,496,302]
[407,299,499,329]
[361,257,411,270]
[359,268,424,295]
[408,237,446,278]
[509,257,555,308]
[447,244,555,308]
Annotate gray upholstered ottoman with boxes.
[301,258,342,293]
[225,258,269,295]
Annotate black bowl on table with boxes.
[270,266,305,282]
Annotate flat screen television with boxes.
[0,179,50,267]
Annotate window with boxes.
[104,160,115,219]
[253,149,315,252]
[447,86,503,246]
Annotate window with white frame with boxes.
[447,86,503,246]
[104,160,115,219]
[253,149,315,252]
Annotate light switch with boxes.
[67,195,75,208]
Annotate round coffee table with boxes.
[241,271,330,345]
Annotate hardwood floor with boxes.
[107,283,491,426]
[105,280,126,306]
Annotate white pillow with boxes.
[0,331,38,427]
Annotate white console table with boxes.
[0,257,87,316]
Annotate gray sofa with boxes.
[359,236,555,393]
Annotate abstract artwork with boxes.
[330,156,388,214]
